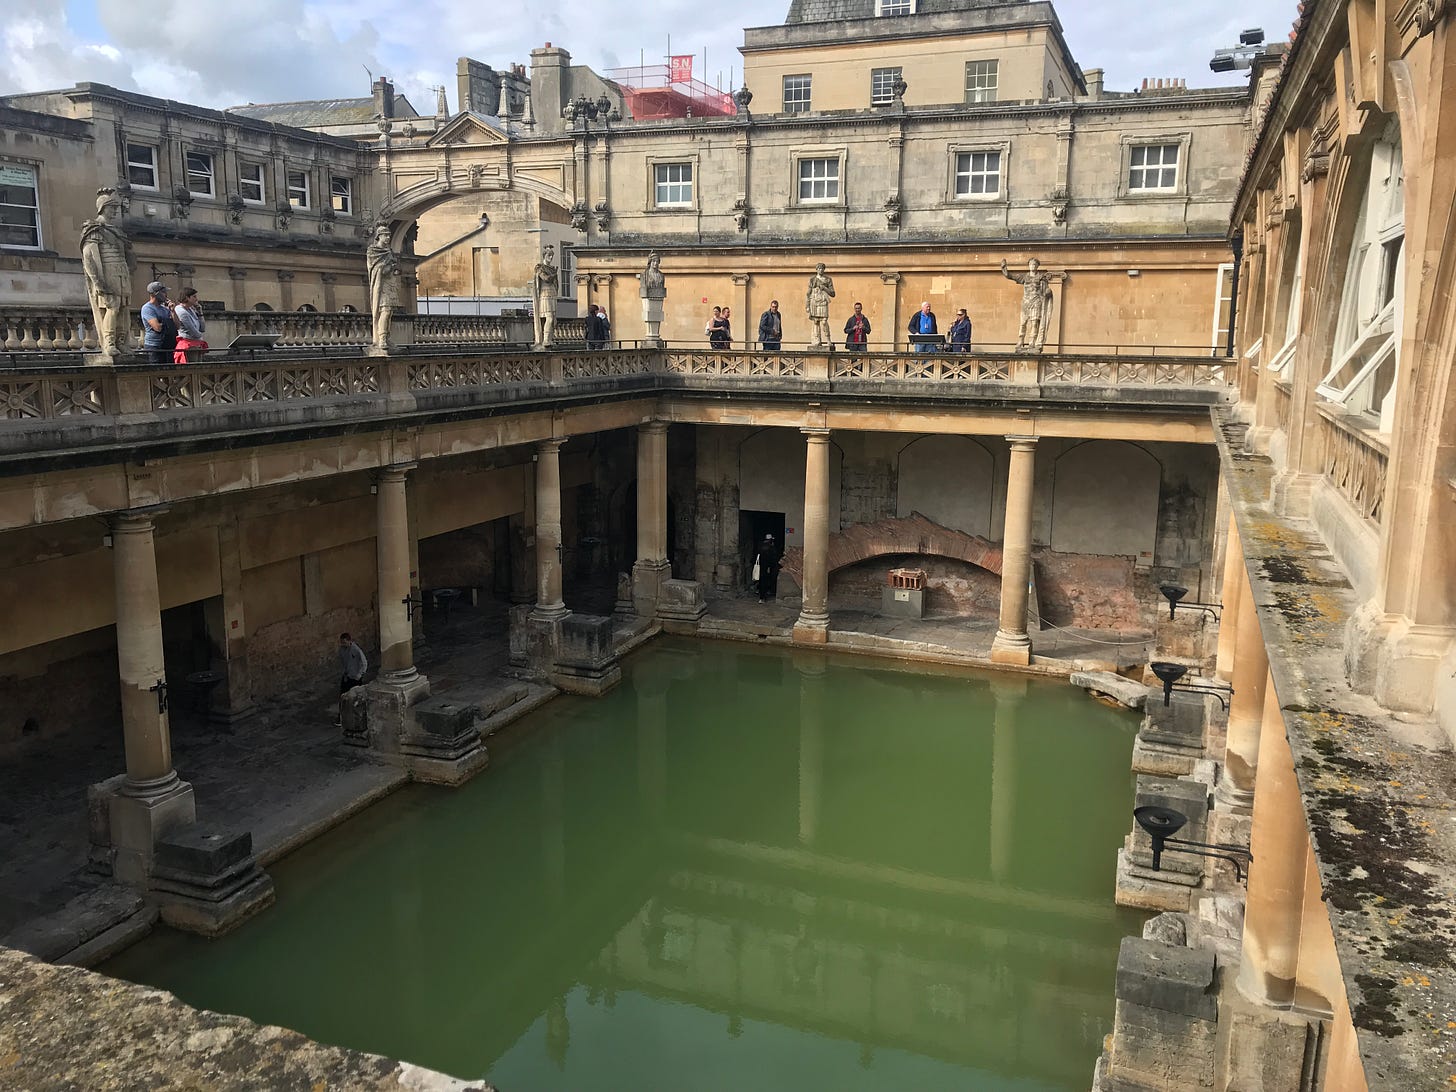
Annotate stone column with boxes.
[533,438,570,621]
[632,421,670,615]
[1221,567,1267,810]
[376,464,418,681]
[989,677,1026,881]
[1236,671,1306,1008]
[793,428,832,644]
[991,437,1038,665]
[113,512,182,794]
[1215,515,1244,682]
[101,510,196,885]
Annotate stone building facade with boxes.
[0,83,384,314]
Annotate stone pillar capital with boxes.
[1005,435,1039,450]
[731,273,751,287]
[110,507,170,535]
[801,427,832,442]
[536,438,566,456]
[638,420,669,436]
[376,462,416,484]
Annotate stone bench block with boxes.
[1115,936,1217,1021]
[1072,670,1150,710]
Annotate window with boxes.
[953,150,1001,198]
[1211,263,1234,354]
[965,61,999,104]
[1128,144,1180,191]
[1317,133,1404,426]
[330,176,352,215]
[0,164,41,249]
[871,67,902,107]
[783,75,812,114]
[185,151,214,197]
[876,0,914,13]
[240,162,266,203]
[654,162,693,207]
[287,171,310,208]
[126,143,157,189]
[797,157,840,203]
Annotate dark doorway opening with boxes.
[739,510,786,590]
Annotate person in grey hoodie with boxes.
[338,632,368,694]
[172,286,208,363]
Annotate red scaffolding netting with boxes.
[606,63,736,120]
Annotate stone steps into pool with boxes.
[1,883,158,968]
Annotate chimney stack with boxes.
[372,77,395,119]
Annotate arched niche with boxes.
[1050,440,1161,558]
[738,429,843,552]
[896,435,995,538]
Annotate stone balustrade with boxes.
[1318,406,1389,527]
[0,307,99,353]
[0,347,1232,457]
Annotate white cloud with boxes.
[1,0,1301,111]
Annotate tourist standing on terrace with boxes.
[758,300,783,351]
[585,304,606,349]
[172,287,208,363]
[907,300,938,353]
[947,308,972,351]
[754,534,780,603]
[843,302,871,351]
[140,281,177,365]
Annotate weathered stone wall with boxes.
[829,553,1001,616]
[0,944,488,1090]
[0,628,120,757]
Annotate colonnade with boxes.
[94,421,1046,877]
[1214,512,1364,1082]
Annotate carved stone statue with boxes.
[79,187,135,357]
[1000,258,1055,353]
[533,244,559,349]
[805,262,836,348]
[639,251,667,345]
[366,222,401,352]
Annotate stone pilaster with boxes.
[532,439,570,621]
[793,428,832,644]
[991,436,1038,665]
[632,421,670,616]
[1221,570,1267,811]
[1236,673,1307,1008]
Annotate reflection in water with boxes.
[102,639,1142,1091]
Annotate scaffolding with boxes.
[606,64,736,121]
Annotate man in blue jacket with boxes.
[906,301,937,353]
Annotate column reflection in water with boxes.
[102,640,1140,1092]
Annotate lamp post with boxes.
[1134,805,1253,881]
[1150,661,1233,710]
[1158,583,1223,621]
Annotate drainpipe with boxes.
[1226,228,1244,358]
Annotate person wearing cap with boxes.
[754,533,780,603]
[140,281,178,365]
[948,307,972,352]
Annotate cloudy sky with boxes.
[3,0,1296,110]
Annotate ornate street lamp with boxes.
[1149,661,1233,710]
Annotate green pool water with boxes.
[102,638,1144,1091]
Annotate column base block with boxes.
[552,614,623,696]
[1214,773,1256,815]
[148,824,275,937]
[88,774,197,887]
[793,615,830,645]
[402,696,490,786]
[656,579,708,635]
[990,630,1032,665]
[632,559,671,617]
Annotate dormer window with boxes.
[876,0,914,13]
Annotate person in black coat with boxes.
[585,303,607,349]
[755,534,780,602]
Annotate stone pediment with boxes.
[427,111,508,148]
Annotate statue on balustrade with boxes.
[805,262,836,348]
[533,244,559,350]
[366,222,402,352]
[79,187,136,358]
[1000,258,1055,353]
[639,251,666,344]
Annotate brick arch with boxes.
[781,513,1003,583]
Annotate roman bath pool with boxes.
[102,639,1144,1090]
